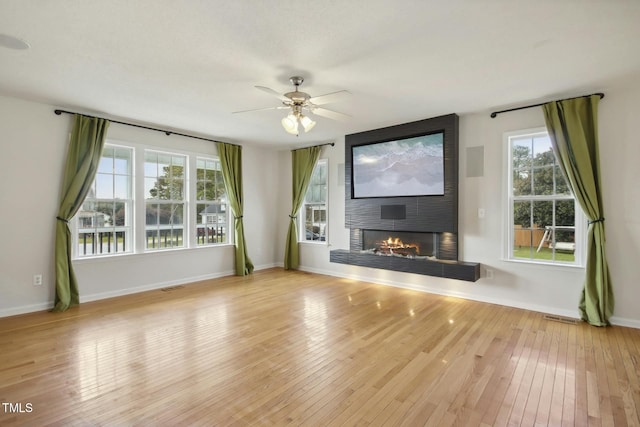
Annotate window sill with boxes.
[299,240,329,246]
[502,257,585,269]
[73,244,234,263]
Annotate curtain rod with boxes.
[315,142,335,148]
[292,141,335,151]
[54,109,237,145]
[490,92,605,118]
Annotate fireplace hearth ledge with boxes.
[330,249,480,282]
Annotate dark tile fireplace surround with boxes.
[329,114,480,282]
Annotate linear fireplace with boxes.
[362,230,436,258]
[330,227,479,281]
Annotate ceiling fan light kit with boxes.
[280,102,316,136]
[299,115,316,132]
[281,113,299,135]
[234,76,350,136]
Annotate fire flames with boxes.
[374,236,420,256]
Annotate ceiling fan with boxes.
[233,76,350,135]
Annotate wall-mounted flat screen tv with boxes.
[351,132,445,198]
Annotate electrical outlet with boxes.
[478,208,485,219]
[33,274,43,286]
[485,269,494,279]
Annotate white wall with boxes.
[242,142,281,267]
[0,96,66,314]
[597,73,640,326]
[289,76,640,328]
[0,95,280,317]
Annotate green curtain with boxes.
[216,142,254,276]
[54,115,110,312]
[284,146,322,270]
[542,95,613,326]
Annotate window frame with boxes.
[73,143,134,258]
[194,156,229,247]
[503,127,586,267]
[143,149,187,251]
[299,158,329,244]
[72,139,231,260]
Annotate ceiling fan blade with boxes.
[232,106,288,114]
[309,90,350,105]
[311,107,351,121]
[255,85,289,102]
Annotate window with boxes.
[73,141,229,258]
[195,158,228,245]
[76,145,133,257]
[144,151,186,249]
[300,159,328,242]
[506,129,584,265]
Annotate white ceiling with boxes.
[1,0,639,148]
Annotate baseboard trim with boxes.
[4,263,637,330]
[0,302,55,318]
[254,262,279,271]
[82,262,282,304]
[80,270,236,304]
[296,265,640,328]
[609,316,640,329]
[1,269,242,319]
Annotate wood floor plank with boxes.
[562,318,578,427]
[478,314,526,425]
[550,320,570,426]
[1,268,639,425]
[614,326,640,424]
[575,317,590,427]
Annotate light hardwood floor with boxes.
[1,268,638,426]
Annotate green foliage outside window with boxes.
[512,139,574,242]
